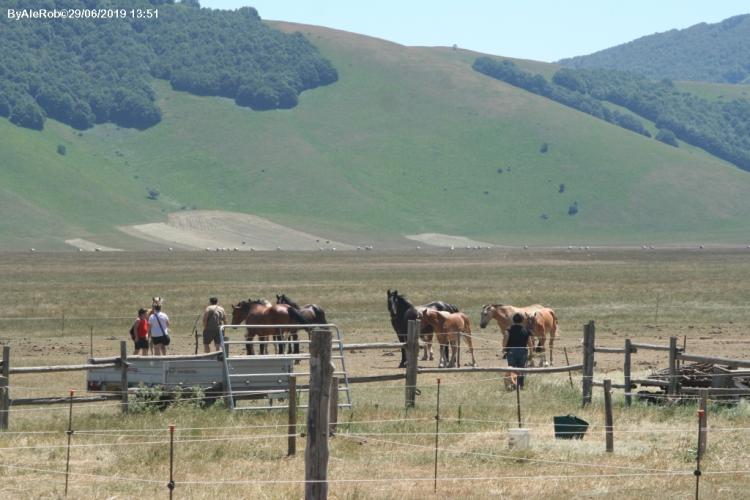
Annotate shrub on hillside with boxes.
[656,129,679,147]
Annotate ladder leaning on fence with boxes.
[218,323,352,411]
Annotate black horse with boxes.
[276,294,328,354]
[387,289,460,368]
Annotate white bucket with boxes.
[508,428,530,450]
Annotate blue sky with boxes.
[201,1,748,62]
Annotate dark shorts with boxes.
[507,348,529,368]
[203,329,221,345]
[152,335,168,346]
[135,338,149,350]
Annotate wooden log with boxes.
[328,377,339,436]
[405,320,419,408]
[631,378,670,388]
[0,387,7,431]
[698,389,708,458]
[592,380,633,389]
[668,336,678,397]
[120,341,128,414]
[288,375,297,456]
[12,395,120,406]
[678,353,750,369]
[594,347,627,354]
[604,379,614,453]
[681,387,750,396]
[340,342,406,351]
[10,363,118,374]
[582,321,595,406]
[418,364,583,374]
[305,328,333,500]
[1,346,9,430]
[624,339,633,406]
[629,342,674,352]
[347,373,406,384]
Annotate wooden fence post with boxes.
[624,338,633,407]
[119,341,128,414]
[306,328,333,500]
[405,320,419,408]
[698,388,708,458]
[1,345,10,430]
[328,377,339,436]
[604,378,614,452]
[288,375,297,456]
[582,321,595,406]
[668,336,678,397]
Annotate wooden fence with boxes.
[581,321,750,407]
[0,341,130,430]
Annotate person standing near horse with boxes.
[504,313,534,390]
[202,296,226,353]
[148,303,170,356]
[133,308,150,355]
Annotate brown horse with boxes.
[417,309,476,368]
[479,303,558,365]
[275,294,327,355]
[231,299,308,355]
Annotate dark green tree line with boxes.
[0,0,337,131]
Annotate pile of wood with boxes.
[651,362,715,388]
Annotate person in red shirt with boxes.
[134,308,149,355]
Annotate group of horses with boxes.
[229,294,327,355]
[388,290,559,368]
[229,291,558,371]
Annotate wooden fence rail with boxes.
[585,331,750,407]
[0,341,129,430]
[418,364,583,375]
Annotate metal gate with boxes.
[219,323,352,411]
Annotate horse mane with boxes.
[277,294,301,309]
[287,306,310,325]
[249,298,272,307]
[424,301,460,313]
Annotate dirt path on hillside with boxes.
[120,210,355,250]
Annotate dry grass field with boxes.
[0,248,749,499]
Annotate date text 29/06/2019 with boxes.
[7,9,159,20]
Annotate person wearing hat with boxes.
[503,312,534,390]
[202,297,226,353]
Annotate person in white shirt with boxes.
[148,304,170,356]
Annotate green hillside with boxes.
[2,22,750,250]
[559,14,750,84]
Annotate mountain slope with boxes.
[559,14,750,83]
[2,22,750,249]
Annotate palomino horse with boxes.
[417,309,476,368]
[479,303,559,366]
[526,309,559,363]
[231,299,308,355]
[275,294,327,355]
[387,289,459,367]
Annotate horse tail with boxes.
[311,305,327,325]
[549,309,559,337]
[287,307,310,325]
